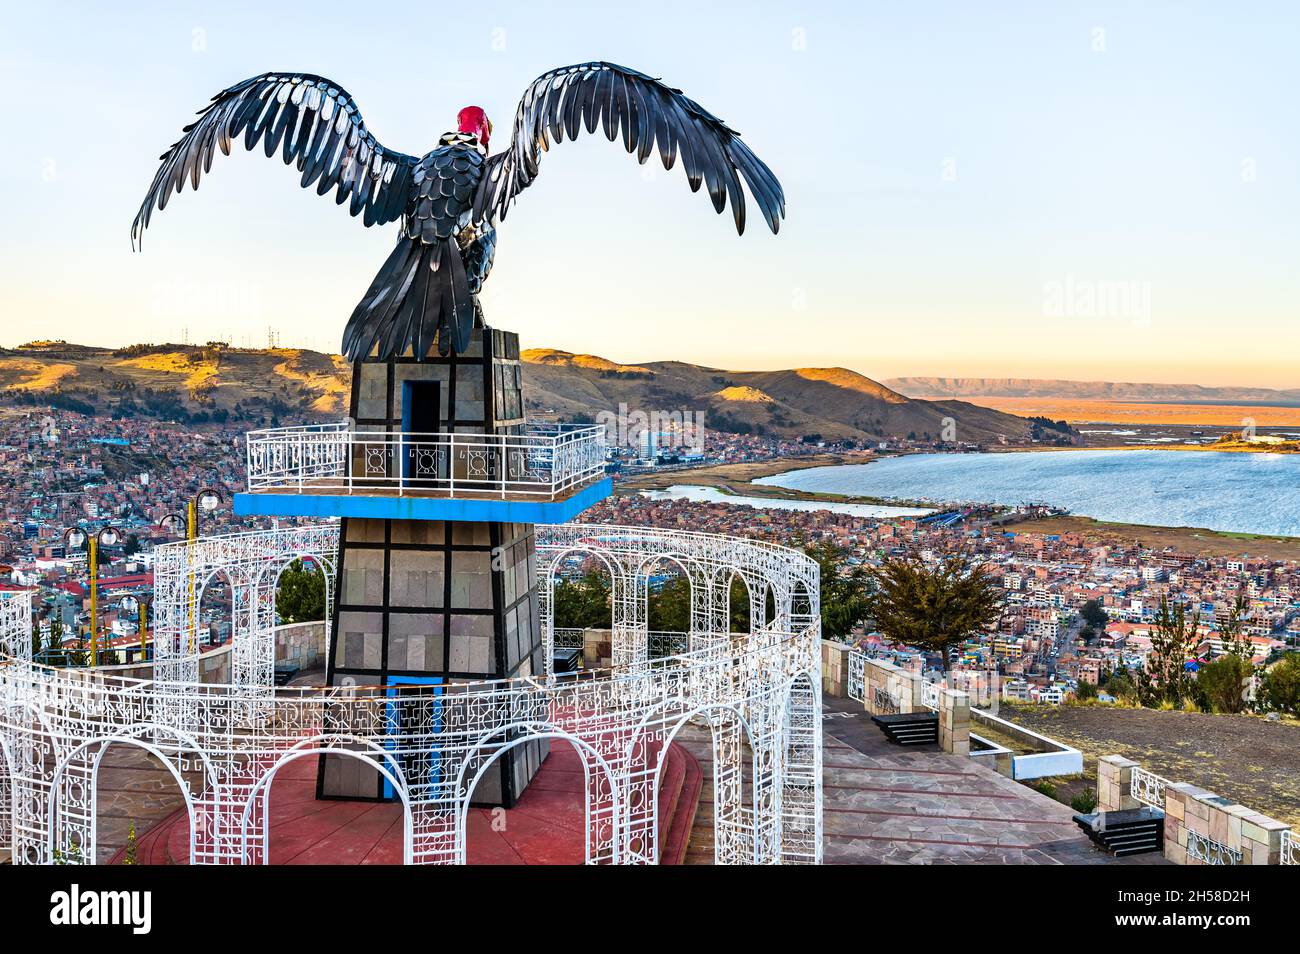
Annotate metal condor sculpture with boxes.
[132,63,785,360]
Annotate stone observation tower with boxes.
[236,335,610,805]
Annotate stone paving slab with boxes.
[818,695,1166,865]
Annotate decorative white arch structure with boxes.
[0,523,821,865]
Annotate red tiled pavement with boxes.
[112,741,699,865]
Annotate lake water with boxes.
[640,485,933,519]
[753,450,1300,537]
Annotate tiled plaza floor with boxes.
[816,695,1167,864]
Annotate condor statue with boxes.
[132,62,785,361]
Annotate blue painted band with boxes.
[233,478,612,524]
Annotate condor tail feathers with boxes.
[342,237,476,361]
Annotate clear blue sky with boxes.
[2,1,1297,387]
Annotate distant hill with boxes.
[886,376,1300,406]
[523,350,1035,442]
[0,341,349,425]
[0,340,1037,442]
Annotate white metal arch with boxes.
[455,727,622,865]
[46,735,198,866]
[239,746,414,866]
[0,521,821,866]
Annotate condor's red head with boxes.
[457,106,492,149]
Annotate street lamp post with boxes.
[120,594,152,662]
[63,525,122,667]
[160,487,224,657]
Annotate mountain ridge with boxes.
[886,375,1300,404]
[0,341,1038,442]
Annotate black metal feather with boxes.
[134,62,784,365]
[474,61,784,236]
[130,72,418,249]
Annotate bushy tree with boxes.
[553,570,611,630]
[1260,655,1300,715]
[275,559,326,623]
[647,574,690,632]
[1142,597,1198,707]
[803,541,871,640]
[1193,655,1251,713]
[1103,666,1138,703]
[1219,593,1252,661]
[728,575,750,633]
[1080,598,1108,630]
[865,551,1002,671]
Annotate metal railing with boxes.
[921,681,941,711]
[847,648,866,703]
[551,629,693,660]
[552,628,586,650]
[648,631,689,659]
[1130,766,1170,810]
[1282,829,1298,866]
[1186,829,1242,866]
[245,422,606,500]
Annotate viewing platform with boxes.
[234,421,611,522]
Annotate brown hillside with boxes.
[0,343,1034,442]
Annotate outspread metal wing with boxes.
[132,72,418,247]
[474,62,785,235]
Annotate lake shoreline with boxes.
[757,449,1300,541]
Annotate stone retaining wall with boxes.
[1097,754,1292,865]
[75,621,326,685]
[861,656,923,714]
[821,640,851,698]
[274,621,327,672]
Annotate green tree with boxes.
[67,632,89,668]
[1074,679,1098,701]
[1193,655,1251,714]
[865,551,1003,672]
[553,570,611,630]
[44,614,65,664]
[275,559,326,623]
[1219,593,1251,661]
[1103,666,1138,703]
[31,615,41,658]
[123,534,142,557]
[803,541,871,640]
[728,575,750,633]
[1080,598,1108,630]
[1145,597,1199,707]
[647,574,691,632]
[1260,654,1300,715]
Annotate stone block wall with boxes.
[938,688,970,756]
[1097,755,1141,812]
[1163,782,1290,865]
[821,640,851,698]
[861,657,922,714]
[274,621,327,672]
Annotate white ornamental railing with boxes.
[847,649,866,703]
[921,681,941,711]
[1186,829,1242,866]
[245,422,606,500]
[1130,767,1169,810]
[552,628,586,650]
[1282,829,1298,866]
